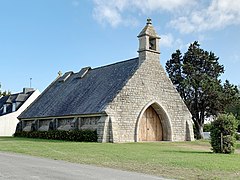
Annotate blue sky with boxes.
[0,0,239,93]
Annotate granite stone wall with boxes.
[103,51,194,142]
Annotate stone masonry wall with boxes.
[104,52,194,142]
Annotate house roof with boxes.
[18,58,139,119]
[15,94,29,102]
[0,96,8,108]
[0,89,35,115]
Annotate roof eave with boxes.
[18,112,107,121]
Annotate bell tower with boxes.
[138,19,160,64]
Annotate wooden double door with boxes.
[138,106,163,141]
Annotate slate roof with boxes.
[0,89,34,115]
[18,58,139,119]
[0,96,8,109]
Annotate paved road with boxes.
[0,152,166,180]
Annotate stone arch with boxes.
[135,101,173,142]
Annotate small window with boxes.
[3,104,7,114]
[149,38,156,50]
[12,103,16,112]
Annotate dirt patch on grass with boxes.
[235,149,240,154]
[175,142,212,152]
[176,141,240,154]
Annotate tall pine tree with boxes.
[166,41,228,139]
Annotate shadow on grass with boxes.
[0,137,100,144]
[0,137,68,143]
[0,137,16,141]
[162,150,212,154]
[180,151,213,154]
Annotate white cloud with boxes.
[170,0,240,33]
[170,17,195,34]
[160,33,185,50]
[93,0,240,33]
[93,4,122,27]
[93,0,197,27]
[160,34,174,47]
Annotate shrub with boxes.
[203,123,211,132]
[236,133,240,141]
[210,114,237,154]
[14,130,97,142]
[238,122,240,133]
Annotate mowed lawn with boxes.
[0,137,239,180]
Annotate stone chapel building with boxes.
[18,19,194,142]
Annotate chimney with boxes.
[23,88,34,94]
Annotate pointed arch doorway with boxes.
[138,106,163,141]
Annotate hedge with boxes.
[14,130,98,142]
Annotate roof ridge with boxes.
[70,57,138,75]
[1,90,33,98]
[92,57,138,70]
[62,57,139,76]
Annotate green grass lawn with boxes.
[0,137,239,180]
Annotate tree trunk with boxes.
[194,122,204,139]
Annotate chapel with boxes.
[18,19,194,142]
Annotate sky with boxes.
[0,0,240,93]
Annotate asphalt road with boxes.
[0,152,166,180]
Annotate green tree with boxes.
[166,41,229,139]
[0,83,10,97]
[220,80,239,110]
[224,85,240,131]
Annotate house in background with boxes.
[0,88,40,136]
[18,19,194,142]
